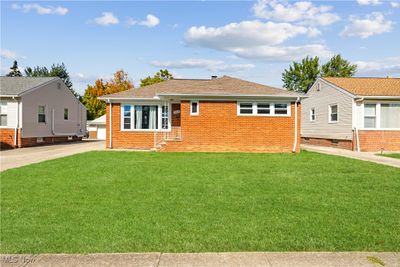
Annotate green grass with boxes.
[379,153,400,159]
[1,151,399,253]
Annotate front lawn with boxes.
[1,151,399,253]
[379,153,400,160]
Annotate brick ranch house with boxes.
[302,77,400,152]
[99,76,304,152]
[0,77,86,149]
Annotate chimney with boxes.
[211,75,218,79]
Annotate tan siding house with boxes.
[302,77,400,152]
[0,77,86,149]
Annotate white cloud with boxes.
[252,0,340,26]
[94,12,119,26]
[185,20,330,62]
[0,48,17,59]
[127,14,160,28]
[151,58,255,72]
[11,3,68,15]
[229,44,332,62]
[391,2,400,8]
[355,57,400,76]
[340,12,393,38]
[357,0,382,5]
[186,20,319,50]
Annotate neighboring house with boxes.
[99,76,303,152]
[0,77,87,149]
[87,114,106,140]
[301,77,400,152]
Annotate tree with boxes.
[321,54,357,77]
[6,60,22,77]
[82,79,108,120]
[82,70,134,120]
[140,69,174,87]
[24,63,79,98]
[282,55,358,93]
[282,56,320,93]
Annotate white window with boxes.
[364,104,376,128]
[238,102,290,116]
[162,105,168,129]
[274,103,288,115]
[0,101,7,126]
[36,137,44,143]
[257,103,270,115]
[190,101,199,115]
[239,103,253,114]
[310,108,316,122]
[64,108,69,120]
[380,103,400,129]
[122,104,163,130]
[123,105,132,130]
[38,106,46,123]
[329,104,338,123]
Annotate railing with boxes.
[154,127,182,150]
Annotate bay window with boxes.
[122,104,169,130]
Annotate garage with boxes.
[87,115,106,140]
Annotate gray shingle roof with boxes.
[0,77,57,96]
[100,76,302,100]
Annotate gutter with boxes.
[292,97,300,153]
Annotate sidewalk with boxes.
[301,144,400,168]
[1,252,399,267]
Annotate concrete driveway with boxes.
[0,140,105,171]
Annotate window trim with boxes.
[237,102,291,117]
[120,103,171,132]
[328,104,338,123]
[310,107,316,122]
[38,105,46,124]
[64,108,69,120]
[190,100,199,116]
[0,100,8,127]
[360,101,400,130]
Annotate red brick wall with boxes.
[301,137,353,150]
[20,136,82,147]
[107,101,301,152]
[106,104,154,149]
[89,131,97,139]
[0,128,17,149]
[357,130,400,152]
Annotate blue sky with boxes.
[1,0,400,94]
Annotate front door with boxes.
[171,103,181,127]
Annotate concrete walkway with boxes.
[0,140,105,171]
[301,144,400,168]
[1,252,398,267]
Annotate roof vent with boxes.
[211,75,218,79]
[57,82,61,89]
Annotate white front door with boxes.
[97,126,106,140]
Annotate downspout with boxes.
[355,127,360,152]
[51,109,80,136]
[292,97,300,153]
[13,97,19,147]
[109,101,112,149]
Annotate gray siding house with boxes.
[0,77,86,148]
[301,77,400,152]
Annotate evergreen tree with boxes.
[6,60,22,77]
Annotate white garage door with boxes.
[97,126,106,140]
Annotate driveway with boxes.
[302,144,400,168]
[0,140,105,171]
